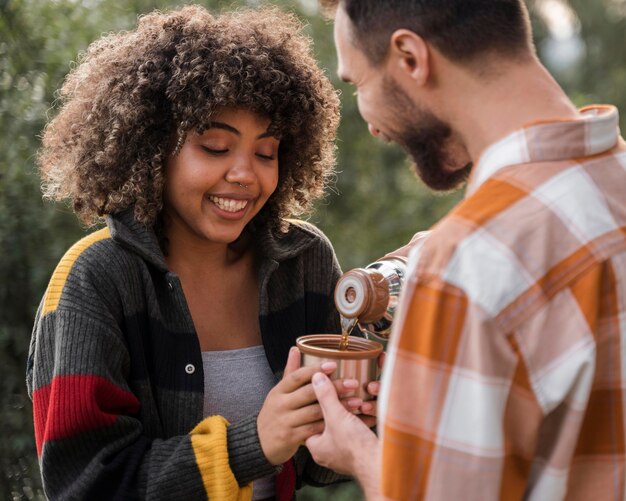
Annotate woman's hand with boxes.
[257,347,361,465]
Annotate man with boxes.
[306,1,626,499]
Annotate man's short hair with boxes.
[320,0,533,66]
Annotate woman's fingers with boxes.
[293,420,326,443]
[377,352,386,370]
[283,377,360,409]
[366,381,380,396]
[282,346,302,376]
[288,396,365,428]
[279,361,337,393]
[289,403,324,425]
[358,415,377,428]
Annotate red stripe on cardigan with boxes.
[32,374,140,456]
[275,458,296,501]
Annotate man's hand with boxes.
[382,230,430,259]
[359,352,385,421]
[305,372,380,498]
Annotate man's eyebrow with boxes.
[209,121,274,139]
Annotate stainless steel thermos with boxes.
[334,256,408,342]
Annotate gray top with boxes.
[202,345,277,500]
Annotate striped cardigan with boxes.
[27,208,345,500]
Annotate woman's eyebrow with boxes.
[209,121,274,139]
[210,122,239,135]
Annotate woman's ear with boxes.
[388,29,430,87]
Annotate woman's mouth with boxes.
[207,195,249,213]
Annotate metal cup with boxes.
[296,334,383,401]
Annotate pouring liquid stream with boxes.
[339,316,358,350]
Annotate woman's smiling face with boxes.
[163,108,280,245]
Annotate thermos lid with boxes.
[334,268,389,322]
[334,270,369,317]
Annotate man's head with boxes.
[323,0,534,190]
[320,0,533,67]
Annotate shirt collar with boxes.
[106,208,168,271]
[106,208,317,272]
[466,105,620,196]
[253,219,319,263]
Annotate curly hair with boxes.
[39,4,340,233]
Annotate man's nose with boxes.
[368,123,381,137]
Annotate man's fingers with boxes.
[311,372,346,419]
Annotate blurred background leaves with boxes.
[1,0,624,499]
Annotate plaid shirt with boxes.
[379,106,626,500]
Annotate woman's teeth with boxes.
[208,196,248,212]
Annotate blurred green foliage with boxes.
[1,0,624,499]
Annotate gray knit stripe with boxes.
[227,414,281,485]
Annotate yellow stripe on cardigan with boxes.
[190,416,253,501]
[42,227,111,315]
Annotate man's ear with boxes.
[388,29,430,86]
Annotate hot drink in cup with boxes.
[296,334,383,401]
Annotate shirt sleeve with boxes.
[27,275,252,501]
[379,271,519,500]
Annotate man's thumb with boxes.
[312,372,342,414]
[305,432,322,450]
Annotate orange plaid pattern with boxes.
[379,106,626,500]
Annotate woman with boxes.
[27,5,359,500]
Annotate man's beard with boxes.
[383,77,472,191]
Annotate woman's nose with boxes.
[225,154,256,187]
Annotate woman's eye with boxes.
[256,153,275,161]
[202,146,228,155]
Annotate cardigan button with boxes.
[185,364,196,375]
